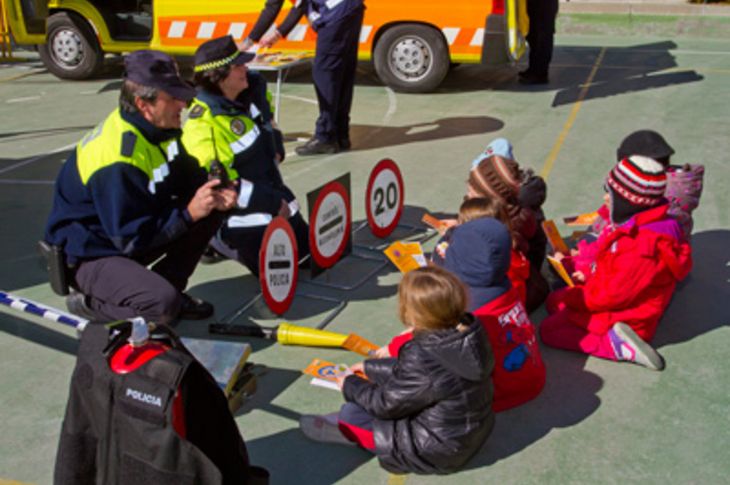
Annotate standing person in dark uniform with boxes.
[247,0,364,155]
[183,36,310,277]
[44,51,238,324]
[519,0,559,85]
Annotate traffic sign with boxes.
[259,216,299,315]
[365,159,404,238]
[307,173,352,275]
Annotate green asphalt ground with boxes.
[1,13,729,485]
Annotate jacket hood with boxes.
[416,314,492,382]
[444,218,512,311]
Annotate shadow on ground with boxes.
[0,311,78,356]
[654,229,730,348]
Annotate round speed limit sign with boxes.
[259,217,299,315]
[309,180,352,268]
[365,159,404,238]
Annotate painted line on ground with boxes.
[540,47,606,181]
[6,95,41,103]
[281,94,318,105]
[0,70,38,83]
[0,179,55,185]
[0,143,76,176]
[383,86,397,124]
[387,473,408,485]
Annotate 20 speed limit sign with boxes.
[365,159,404,238]
[259,216,298,315]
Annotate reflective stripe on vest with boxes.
[76,109,175,193]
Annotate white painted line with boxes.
[0,142,76,176]
[79,90,98,95]
[383,86,397,124]
[6,96,41,103]
[281,94,318,105]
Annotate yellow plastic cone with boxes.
[275,323,348,348]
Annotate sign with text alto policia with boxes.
[259,216,299,315]
[307,173,352,278]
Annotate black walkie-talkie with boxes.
[208,128,230,190]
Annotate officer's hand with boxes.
[187,179,223,222]
[260,30,282,48]
[278,199,291,218]
[215,186,238,212]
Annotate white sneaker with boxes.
[608,322,665,371]
[299,414,356,446]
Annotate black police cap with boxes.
[194,35,255,73]
[124,50,196,101]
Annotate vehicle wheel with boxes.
[38,12,103,80]
[373,24,450,93]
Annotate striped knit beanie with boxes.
[606,155,667,207]
[468,155,521,210]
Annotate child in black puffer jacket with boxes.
[299,266,495,475]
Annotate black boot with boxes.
[295,137,339,156]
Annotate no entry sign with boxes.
[365,159,404,238]
[259,216,298,315]
[307,173,352,274]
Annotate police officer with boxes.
[249,0,364,155]
[182,36,310,276]
[519,0,559,85]
[44,51,237,324]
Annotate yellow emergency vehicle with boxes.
[3,0,526,92]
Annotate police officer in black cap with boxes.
[182,35,310,277]
[246,0,365,156]
[44,50,238,324]
[520,0,559,85]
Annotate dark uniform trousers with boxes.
[73,211,224,324]
[312,6,364,145]
[526,0,559,78]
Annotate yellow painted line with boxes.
[540,47,606,181]
[0,71,35,83]
[387,473,408,485]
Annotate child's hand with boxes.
[552,251,566,262]
[572,271,586,283]
[349,362,365,376]
[370,345,391,359]
[570,248,580,257]
[440,218,458,235]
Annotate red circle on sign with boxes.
[308,181,351,268]
[259,216,298,315]
[365,159,405,238]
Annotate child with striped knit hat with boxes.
[540,156,692,370]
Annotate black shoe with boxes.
[179,293,214,320]
[66,291,101,321]
[200,244,227,265]
[295,137,339,156]
[518,71,549,85]
[338,138,351,151]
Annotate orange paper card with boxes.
[384,241,427,273]
[563,211,600,226]
[302,359,349,382]
[541,220,570,254]
[421,213,449,232]
[342,334,379,357]
[547,256,575,287]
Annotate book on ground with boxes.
[181,337,252,398]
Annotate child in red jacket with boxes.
[541,156,692,370]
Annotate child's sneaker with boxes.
[608,322,665,371]
[299,414,356,446]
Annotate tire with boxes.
[38,12,103,80]
[373,24,450,93]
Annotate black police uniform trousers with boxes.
[312,7,364,145]
[526,0,559,78]
[73,212,223,324]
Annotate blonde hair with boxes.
[398,266,467,332]
[458,197,520,250]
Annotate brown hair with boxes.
[458,197,521,250]
[398,266,467,332]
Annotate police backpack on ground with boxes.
[54,320,268,485]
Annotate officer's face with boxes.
[136,90,188,129]
[219,63,249,99]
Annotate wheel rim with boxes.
[50,28,85,69]
[388,36,433,83]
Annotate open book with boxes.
[541,220,570,255]
[181,337,252,398]
[302,358,353,391]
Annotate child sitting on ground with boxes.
[587,130,703,241]
[540,156,693,370]
[432,197,530,305]
[299,266,495,475]
[388,218,545,412]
